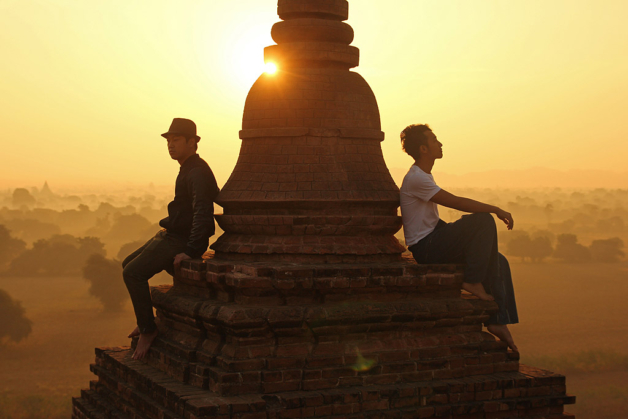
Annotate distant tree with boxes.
[0,289,32,346]
[528,236,554,262]
[106,214,152,243]
[8,234,106,276]
[83,214,111,238]
[589,237,625,263]
[544,203,554,223]
[12,188,35,208]
[4,218,61,244]
[548,219,576,235]
[596,217,625,234]
[0,225,26,271]
[117,240,145,261]
[531,229,555,244]
[506,232,553,262]
[95,202,117,216]
[82,254,127,311]
[553,234,591,262]
[506,233,534,262]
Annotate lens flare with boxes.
[350,348,377,372]
[264,62,278,74]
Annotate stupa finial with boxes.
[265,0,358,69]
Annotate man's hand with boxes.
[173,253,192,267]
[495,209,514,230]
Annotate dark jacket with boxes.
[159,154,219,258]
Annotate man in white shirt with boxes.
[399,124,518,352]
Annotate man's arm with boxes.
[174,167,219,266]
[430,189,514,230]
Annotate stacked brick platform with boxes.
[73,1,574,417]
[73,256,575,419]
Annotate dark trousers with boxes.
[409,213,518,325]
[122,230,187,334]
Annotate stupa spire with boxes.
[265,0,358,69]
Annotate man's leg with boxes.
[486,253,519,325]
[411,213,498,300]
[122,231,185,359]
[122,236,154,270]
[411,215,519,350]
[121,237,153,339]
[485,252,519,351]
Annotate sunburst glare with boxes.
[264,62,278,74]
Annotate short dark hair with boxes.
[401,124,432,160]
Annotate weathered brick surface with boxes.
[135,258,508,397]
[74,348,574,419]
[213,0,403,261]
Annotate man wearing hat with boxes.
[122,118,219,360]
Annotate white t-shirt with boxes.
[400,165,441,247]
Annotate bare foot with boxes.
[487,324,519,352]
[132,329,158,360]
[461,282,494,301]
[127,326,140,338]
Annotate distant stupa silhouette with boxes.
[40,181,54,197]
[73,1,575,418]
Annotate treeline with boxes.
[503,231,624,263]
[0,225,132,309]
[444,188,628,241]
[0,204,160,247]
[0,225,136,347]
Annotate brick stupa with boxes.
[73,1,575,418]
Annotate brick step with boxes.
[192,350,518,396]
[72,393,108,419]
[87,372,184,419]
[138,341,519,396]
[76,347,574,419]
[152,297,497,340]
[150,286,498,347]
[145,286,510,395]
[80,387,131,419]
[173,257,468,305]
[139,322,519,396]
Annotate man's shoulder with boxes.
[402,165,434,185]
[187,155,214,173]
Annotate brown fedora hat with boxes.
[161,118,201,141]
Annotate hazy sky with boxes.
[1,0,627,189]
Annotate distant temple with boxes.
[72,1,575,418]
[40,181,54,198]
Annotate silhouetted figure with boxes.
[122,118,219,360]
[399,124,519,352]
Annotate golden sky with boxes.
[1,0,627,189]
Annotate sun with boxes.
[264,62,278,75]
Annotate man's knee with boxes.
[122,263,149,286]
[121,255,132,269]
[122,265,136,285]
[476,212,495,224]
[463,212,496,229]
